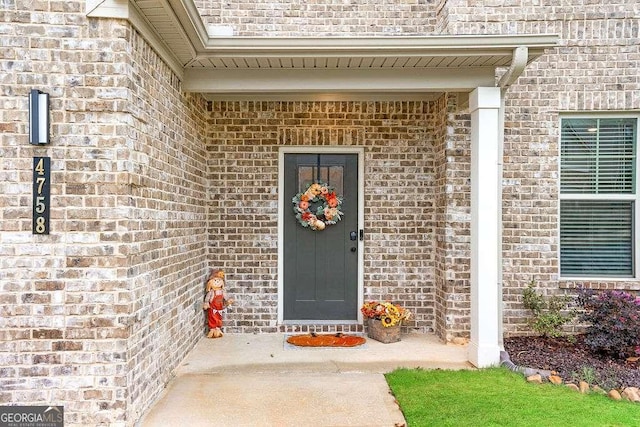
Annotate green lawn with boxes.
[386,367,640,427]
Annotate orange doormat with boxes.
[286,332,366,347]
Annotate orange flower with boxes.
[324,207,338,221]
[301,212,313,221]
[328,198,338,208]
[299,200,309,210]
[300,194,309,202]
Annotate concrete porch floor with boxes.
[138,333,471,427]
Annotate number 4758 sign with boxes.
[33,157,50,234]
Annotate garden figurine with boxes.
[202,269,233,338]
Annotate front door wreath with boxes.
[292,182,344,231]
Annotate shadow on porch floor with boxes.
[138,333,471,427]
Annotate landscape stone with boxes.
[566,384,579,392]
[549,375,562,385]
[579,381,589,394]
[622,387,640,402]
[451,337,468,346]
[526,374,542,384]
[608,390,622,401]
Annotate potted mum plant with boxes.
[361,301,411,343]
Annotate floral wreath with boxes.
[292,182,344,231]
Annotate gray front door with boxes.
[283,153,359,320]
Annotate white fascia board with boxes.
[170,0,558,61]
[168,0,212,49]
[184,67,496,94]
[200,34,559,58]
[86,0,185,79]
[128,4,186,78]
[86,0,130,17]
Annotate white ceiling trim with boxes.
[184,66,498,93]
[88,0,559,99]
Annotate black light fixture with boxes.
[29,89,49,145]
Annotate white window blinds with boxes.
[560,200,633,277]
[561,118,635,194]
[559,117,637,278]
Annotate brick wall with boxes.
[194,0,439,36]
[2,0,639,422]
[0,1,133,422]
[124,30,210,422]
[207,100,458,335]
[432,93,472,341]
[440,0,640,334]
[0,1,209,424]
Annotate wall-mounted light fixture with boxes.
[29,89,49,145]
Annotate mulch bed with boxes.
[286,333,366,347]
[504,335,640,390]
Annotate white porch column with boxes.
[468,87,502,368]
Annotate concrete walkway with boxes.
[138,333,471,427]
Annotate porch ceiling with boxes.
[88,0,559,100]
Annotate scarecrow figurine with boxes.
[202,269,233,338]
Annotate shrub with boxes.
[569,365,620,392]
[569,366,597,385]
[522,281,574,338]
[576,288,640,359]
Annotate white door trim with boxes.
[277,146,365,324]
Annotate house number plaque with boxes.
[32,156,50,235]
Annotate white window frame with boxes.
[558,113,640,280]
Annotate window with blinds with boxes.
[559,117,637,278]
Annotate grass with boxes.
[386,367,640,427]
